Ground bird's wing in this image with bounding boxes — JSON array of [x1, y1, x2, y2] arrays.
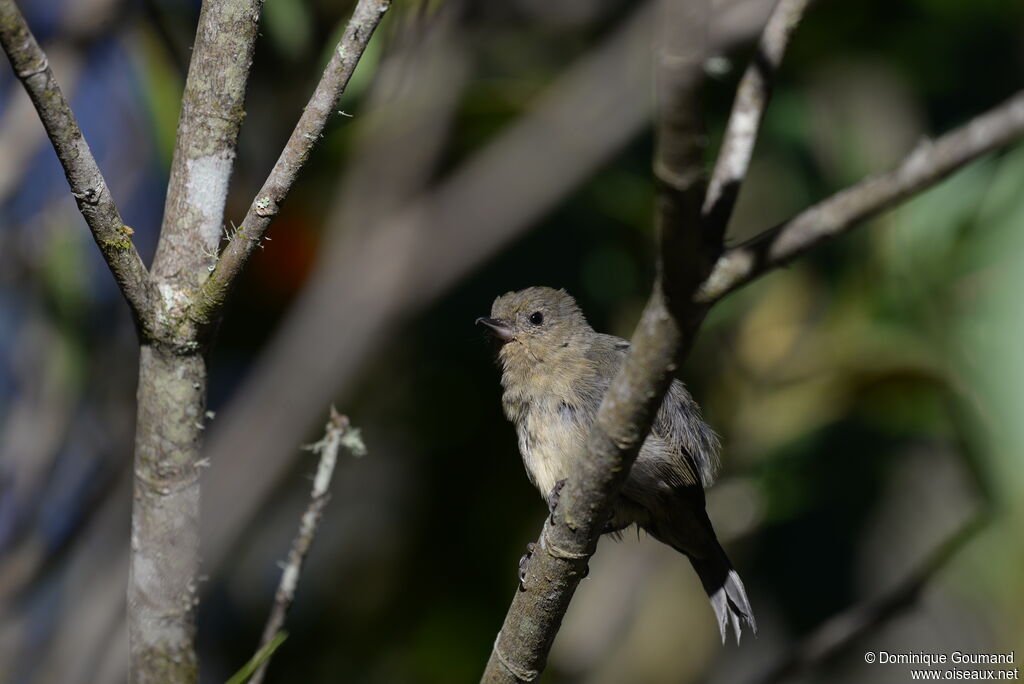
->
[[588, 334, 721, 488], [654, 378, 721, 487]]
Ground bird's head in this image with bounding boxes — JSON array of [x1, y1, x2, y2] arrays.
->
[[476, 287, 593, 382]]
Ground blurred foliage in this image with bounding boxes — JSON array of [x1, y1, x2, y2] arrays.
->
[[2, 0, 1024, 683]]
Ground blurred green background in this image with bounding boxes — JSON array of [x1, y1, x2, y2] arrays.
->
[[1, 0, 1023, 682]]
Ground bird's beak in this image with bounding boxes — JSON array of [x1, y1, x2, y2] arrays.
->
[[476, 317, 514, 343]]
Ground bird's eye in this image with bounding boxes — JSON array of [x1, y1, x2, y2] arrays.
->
[[529, 311, 544, 325]]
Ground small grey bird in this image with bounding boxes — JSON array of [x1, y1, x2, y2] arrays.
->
[[477, 286, 755, 643]]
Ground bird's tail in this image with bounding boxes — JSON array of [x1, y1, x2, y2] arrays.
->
[[688, 545, 757, 645]]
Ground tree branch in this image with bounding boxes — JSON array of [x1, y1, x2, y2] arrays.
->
[[653, 0, 712, 323], [754, 513, 989, 684], [148, 0, 262, 322], [249, 409, 366, 684], [703, 0, 811, 241], [190, 0, 391, 332], [698, 89, 1024, 304], [0, 0, 153, 329], [482, 0, 811, 680]]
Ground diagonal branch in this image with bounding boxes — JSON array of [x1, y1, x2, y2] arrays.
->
[[190, 0, 391, 331], [703, 0, 812, 241], [0, 0, 153, 329], [697, 89, 1024, 304], [249, 408, 366, 684]]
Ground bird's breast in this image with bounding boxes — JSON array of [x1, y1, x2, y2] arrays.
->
[[506, 394, 588, 498]]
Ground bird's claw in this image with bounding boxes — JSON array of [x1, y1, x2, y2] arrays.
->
[[547, 478, 566, 515], [518, 542, 536, 590]]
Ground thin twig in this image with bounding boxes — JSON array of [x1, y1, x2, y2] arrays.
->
[[0, 0, 152, 329], [191, 0, 391, 331], [753, 513, 989, 684], [697, 89, 1024, 304], [249, 408, 366, 684], [703, 0, 812, 241]]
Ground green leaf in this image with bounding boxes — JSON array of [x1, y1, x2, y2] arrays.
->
[[224, 631, 289, 684]]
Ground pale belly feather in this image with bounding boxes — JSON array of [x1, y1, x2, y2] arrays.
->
[[515, 398, 585, 498]]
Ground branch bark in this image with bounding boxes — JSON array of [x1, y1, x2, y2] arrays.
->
[[482, 0, 810, 680], [149, 0, 261, 304], [190, 0, 391, 331], [0, 0, 152, 329], [482, 0, 716, 678], [249, 409, 366, 684]]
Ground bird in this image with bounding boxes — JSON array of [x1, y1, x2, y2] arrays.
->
[[477, 286, 755, 644]]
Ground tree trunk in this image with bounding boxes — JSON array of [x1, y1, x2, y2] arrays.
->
[[128, 346, 208, 683]]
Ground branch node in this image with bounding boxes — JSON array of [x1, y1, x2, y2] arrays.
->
[[71, 187, 101, 206], [540, 523, 589, 561]]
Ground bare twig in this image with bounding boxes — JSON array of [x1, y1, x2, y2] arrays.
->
[[754, 514, 989, 684], [0, 0, 152, 328], [191, 0, 391, 331], [249, 408, 366, 684], [703, 0, 812, 241], [697, 89, 1024, 304]]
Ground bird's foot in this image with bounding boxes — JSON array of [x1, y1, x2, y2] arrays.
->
[[547, 478, 566, 516], [518, 542, 536, 591]]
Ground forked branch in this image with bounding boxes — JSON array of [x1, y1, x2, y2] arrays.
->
[[698, 89, 1024, 303], [191, 0, 391, 329]]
